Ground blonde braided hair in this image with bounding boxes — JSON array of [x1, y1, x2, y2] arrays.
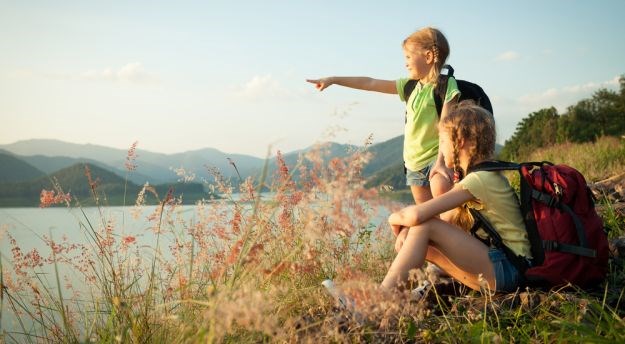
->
[[440, 101, 496, 231], [403, 27, 449, 82]]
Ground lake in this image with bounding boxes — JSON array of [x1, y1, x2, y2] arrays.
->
[[0, 200, 391, 337]]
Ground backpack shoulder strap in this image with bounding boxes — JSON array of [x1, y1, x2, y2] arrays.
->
[[468, 160, 521, 173], [468, 160, 544, 265], [433, 65, 454, 117], [403, 79, 418, 102], [469, 208, 530, 275]]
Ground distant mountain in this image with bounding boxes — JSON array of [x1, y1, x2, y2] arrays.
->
[[0, 139, 362, 186], [15, 154, 159, 185], [0, 162, 211, 207], [0, 163, 130, 207], [277, 142, 359, 171], [0, 139, 133, 163], [362, 135, 403, 177], [0, 152, 46, 182], [363, 141, 506, 191], [0, 139, 265, 184], [0, 138, 505, 196]]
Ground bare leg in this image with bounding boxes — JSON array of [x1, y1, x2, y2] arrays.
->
[[410, 185, 433, 205], [425, 246, 491, 291], [381, 218, 495, 291]]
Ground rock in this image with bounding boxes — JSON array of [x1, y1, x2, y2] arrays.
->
[[610, 236, 625, 258]]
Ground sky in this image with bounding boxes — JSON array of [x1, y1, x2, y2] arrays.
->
[[1, 1, 624, 158]]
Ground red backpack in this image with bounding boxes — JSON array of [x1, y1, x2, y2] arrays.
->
[[467, 161, 609, 289]]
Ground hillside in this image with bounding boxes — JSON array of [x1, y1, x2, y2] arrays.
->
[[0, 139, 266, 184], [0, 163, 210, 207], [0, 152, 45, 182], [362, 142, 508, 193], [362, 135, 403, 177], [0, 140, 376, 206], [0, 140, 364, 186], [17, 154, 159, 185]]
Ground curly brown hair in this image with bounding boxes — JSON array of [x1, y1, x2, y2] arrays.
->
[[439, 101, 496, 231]]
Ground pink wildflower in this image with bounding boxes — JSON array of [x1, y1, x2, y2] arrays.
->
[[125, 141, 139, 171], [276, 150, 289, 181], [122, 236, 136, 245], [39, 189, 71, 208], [84, 165, 99, 190]]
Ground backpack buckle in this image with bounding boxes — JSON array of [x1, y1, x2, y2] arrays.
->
[[543, 240, 559, 251], [548, 196, 558, 208], [553, 183, 563, 197]]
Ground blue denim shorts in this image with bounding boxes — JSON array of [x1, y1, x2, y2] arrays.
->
[[488, 248, 522, 292], [405, 162, 433, 187]]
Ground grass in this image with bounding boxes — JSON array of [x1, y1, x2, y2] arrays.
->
[[522, 136, 625, 182], [0, 140, 624, 343]]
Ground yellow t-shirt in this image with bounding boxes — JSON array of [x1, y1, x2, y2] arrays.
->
[[396, 78, 460, 171], [458, 171, 532, 258]]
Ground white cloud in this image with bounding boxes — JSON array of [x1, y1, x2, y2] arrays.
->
[[518, 76, 620, 110], [235, 74, 291, 101], [10, 63, 158, 84], [80, 63, 157, 83], [494, 51, 520, 62]]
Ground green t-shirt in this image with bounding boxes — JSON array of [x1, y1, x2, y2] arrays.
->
[[458, 171, 532, 258], [396, 78, 460, 171]]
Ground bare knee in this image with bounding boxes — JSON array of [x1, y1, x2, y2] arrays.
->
[[410, 185, 433, 204]]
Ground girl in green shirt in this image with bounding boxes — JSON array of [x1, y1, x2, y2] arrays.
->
[[307, 27, 459, 210]]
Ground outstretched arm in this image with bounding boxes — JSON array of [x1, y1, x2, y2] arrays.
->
[[306, 77, 397, 94], [388, 184, 474, 236]]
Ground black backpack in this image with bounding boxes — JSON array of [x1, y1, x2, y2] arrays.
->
[[402, 64, 493, 116]]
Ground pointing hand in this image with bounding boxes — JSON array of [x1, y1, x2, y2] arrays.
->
[[306, 78, 332, 91]]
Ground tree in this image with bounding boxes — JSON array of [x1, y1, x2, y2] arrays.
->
[[500, 107, 559, 160], [501, 74, 625, 160]]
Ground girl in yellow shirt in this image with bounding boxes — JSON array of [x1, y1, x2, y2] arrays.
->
[[385, 101, 531, 292]]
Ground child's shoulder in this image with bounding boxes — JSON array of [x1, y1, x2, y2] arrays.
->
[[463, 170, 508, 187]]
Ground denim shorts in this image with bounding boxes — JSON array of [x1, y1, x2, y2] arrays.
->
[[405, 162, 433, 187], [488, 248, 522, 292]]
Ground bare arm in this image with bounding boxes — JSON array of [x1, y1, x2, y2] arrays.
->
[[438, 94, 459, 123], [429, 95, 460, 183], [306, 77, 397, 94], [388, 184, 474, 236]]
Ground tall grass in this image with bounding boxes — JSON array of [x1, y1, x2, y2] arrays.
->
[[520, 136, 625, 182], [1, 140, 624, 343]]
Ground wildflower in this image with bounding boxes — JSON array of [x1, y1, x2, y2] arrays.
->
[[172, 166, 196, 183], [363, 133, 374, 148], [231, 208, 242, 234], [84, 165, 99, 190], [39, 189, 71, 208], [122, 236, 136, 245], [276, 150, 289, 181], [125, 141, 139, 171], [226, 239, 244, 265], [227, 157, 242, 181]]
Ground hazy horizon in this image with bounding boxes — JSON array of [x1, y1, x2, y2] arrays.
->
[[2, 1, 624, 157]]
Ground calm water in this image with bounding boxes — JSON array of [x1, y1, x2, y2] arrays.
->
[[0, 202, 391, 337], [1, 205, 199, 258], [0, 205, 206, 336]]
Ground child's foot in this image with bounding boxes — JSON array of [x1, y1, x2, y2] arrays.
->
[[426, 262, 450, 279], [321, 279, 364, 324], [411, 280, 432, 301]]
